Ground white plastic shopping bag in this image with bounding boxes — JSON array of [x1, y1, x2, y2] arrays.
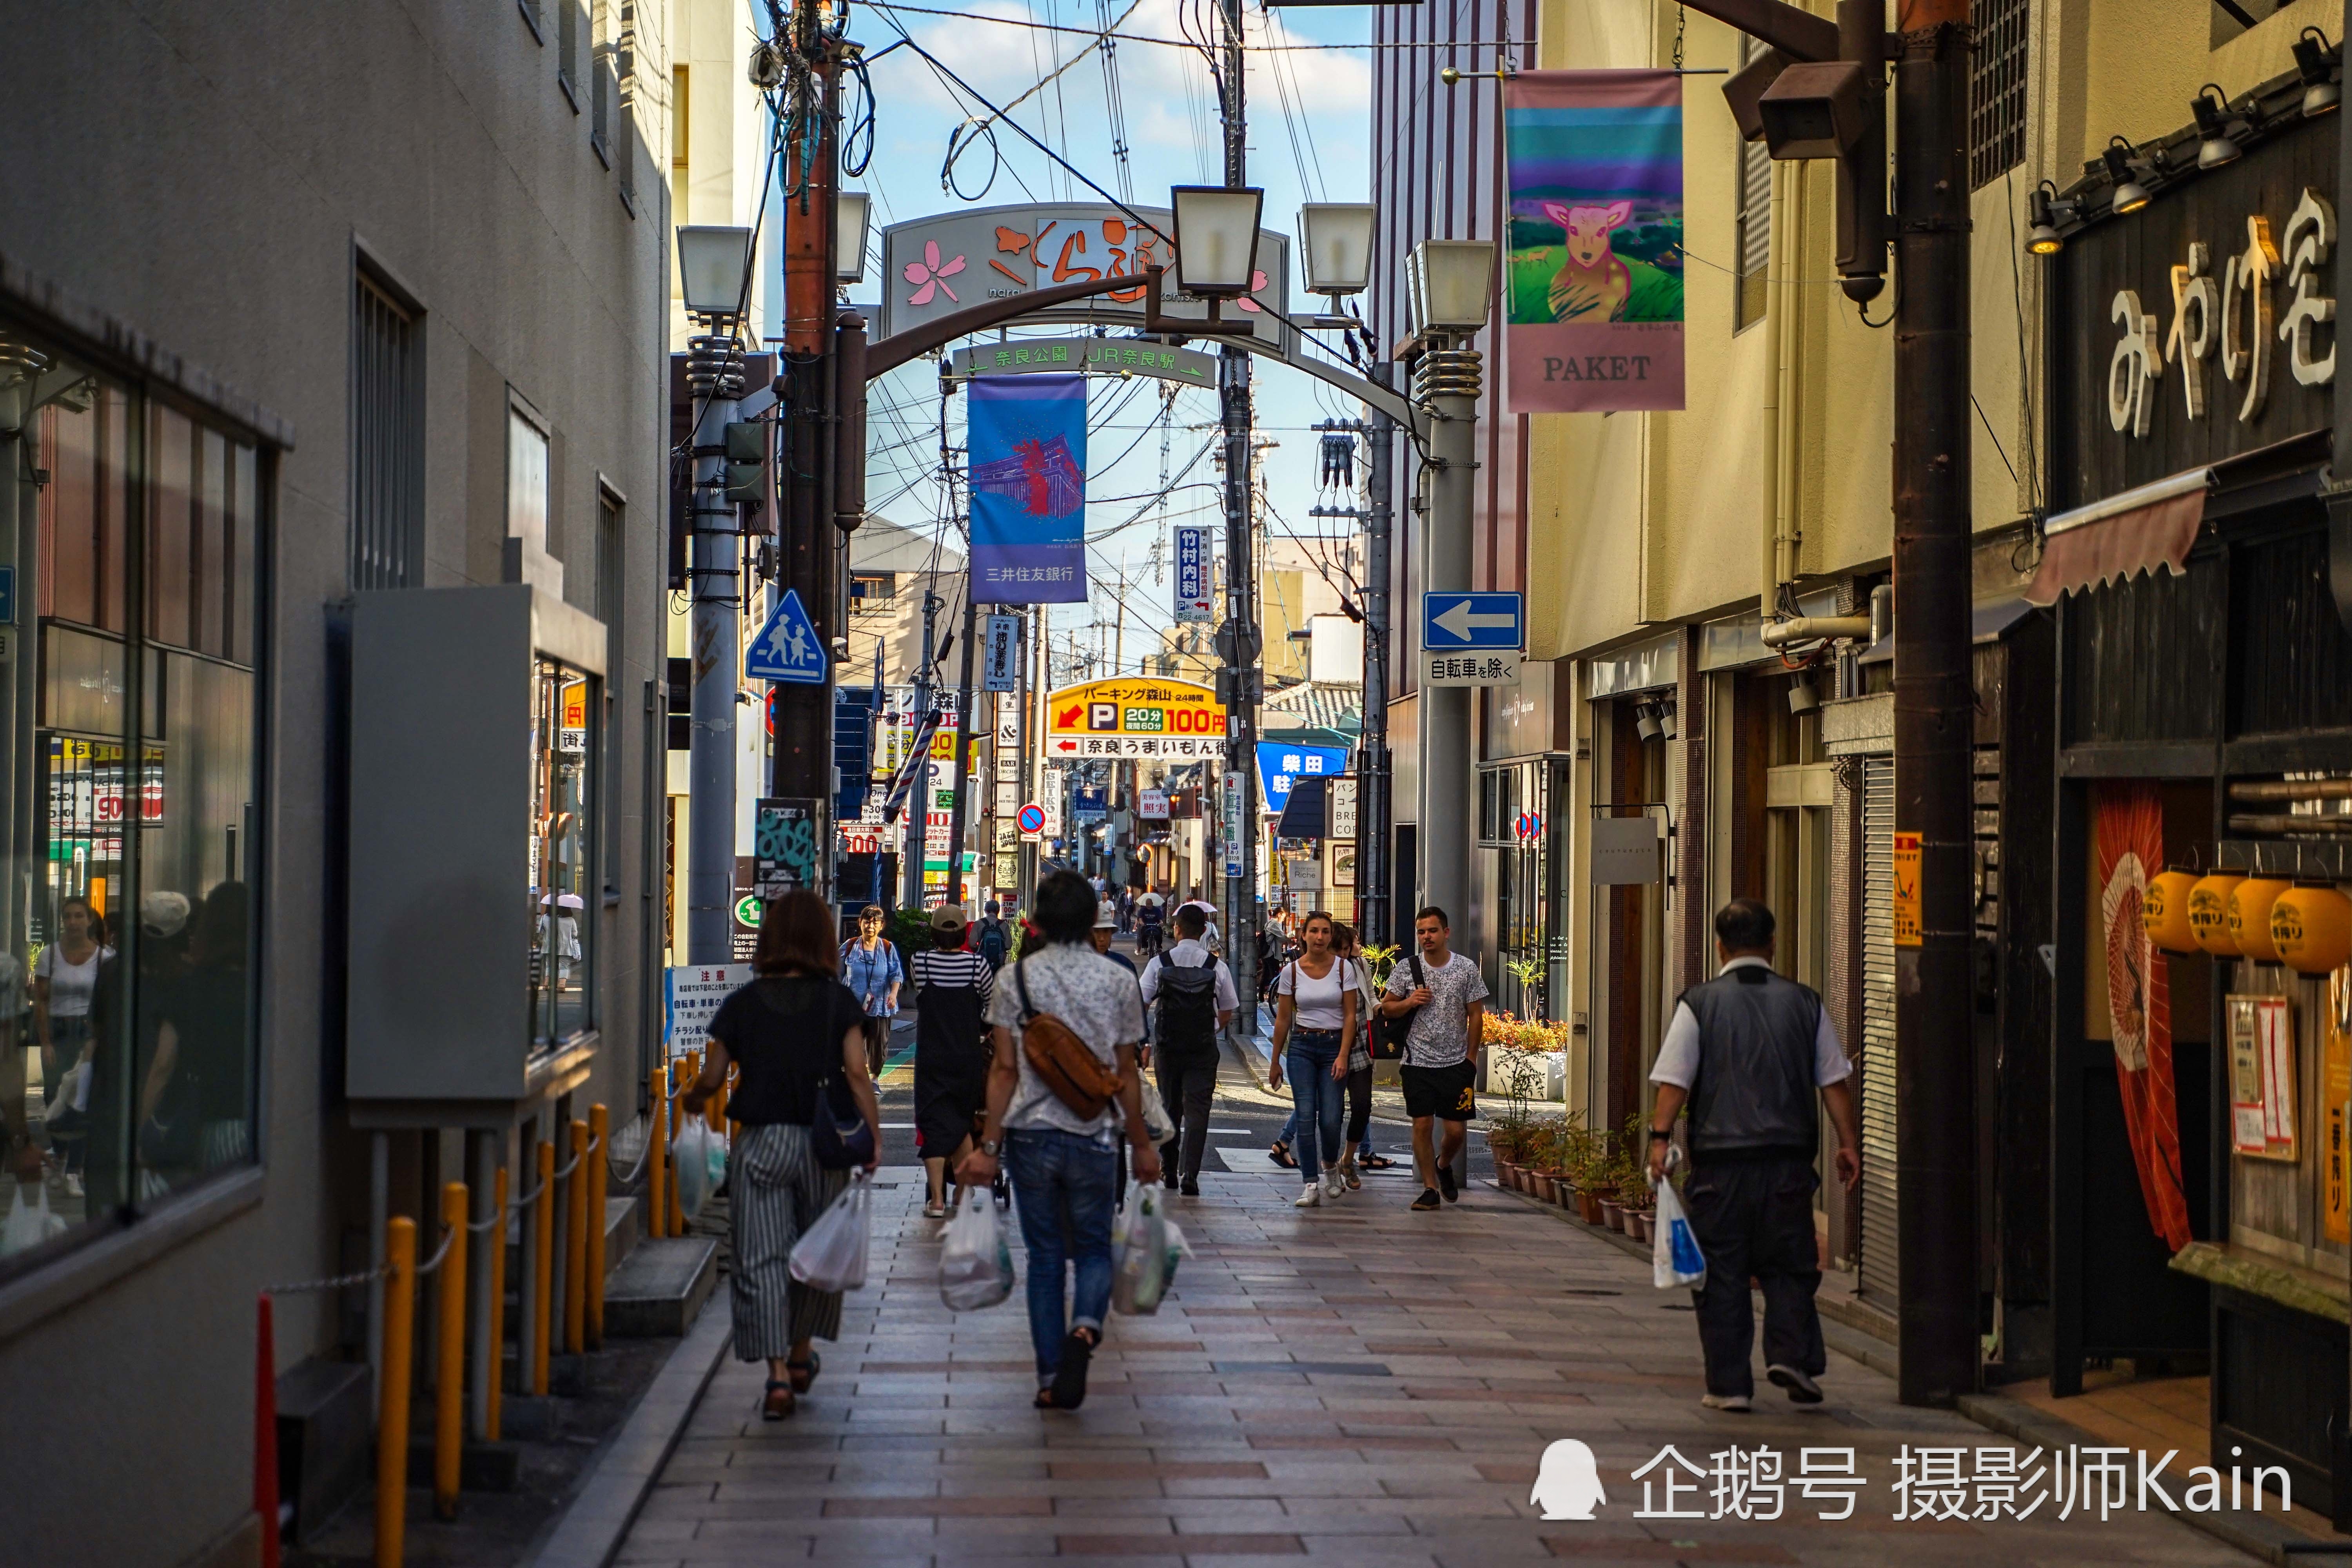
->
[[789, 1171, 873, 1292], [1651, 1171, 1707, 1290], [671, 1119, 725, 1221], [1, 1185, 67, 1257], [1137, 1076, 1174, 1146], [938, 1185, 1015, 1311], [1111, 1182, 1169, 1316]]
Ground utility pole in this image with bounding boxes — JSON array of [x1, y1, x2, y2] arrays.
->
[[1022, 608, 1040, 912], [944, 582, 981, 908], [902, 588, 941, 910], [1359, 367, 1395, 947], [1887, 0, 1978, 1410], [1215, 0, 1259, 1033], [685, 330, 746, 963], [771, 0, 849, 898]]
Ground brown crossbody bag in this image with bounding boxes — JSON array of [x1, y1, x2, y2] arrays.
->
[[1012, 958, 1127, 1119]]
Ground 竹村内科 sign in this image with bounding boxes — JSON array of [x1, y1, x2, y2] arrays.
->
[[1045, 677, 1227, 759]]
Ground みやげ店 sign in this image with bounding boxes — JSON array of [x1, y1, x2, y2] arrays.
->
[[2062, 112, 2337, 503]]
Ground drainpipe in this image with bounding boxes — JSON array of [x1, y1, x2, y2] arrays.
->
[[1759, 158, 1787, 619]]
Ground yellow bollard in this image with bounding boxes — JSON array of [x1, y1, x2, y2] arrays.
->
[[434, 1181, 468, 1521], [705, 1056, 725, 1131], [647, 1067, 668, 1240], [586, 1104, 609, 1350], [532, 1139, 554, 1397], [486, 1165, 507, 1442], [376, 1215, 416, 1568], [564, 1119, 589, 1355]]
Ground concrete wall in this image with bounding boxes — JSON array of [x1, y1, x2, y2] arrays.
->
[[0, 3, 671, 1560]]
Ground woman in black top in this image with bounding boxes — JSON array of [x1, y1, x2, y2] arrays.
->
[[684, 891, 881, 1420]]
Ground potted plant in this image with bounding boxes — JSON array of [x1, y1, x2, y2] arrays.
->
[[1571, 1126, 1614, 1224]]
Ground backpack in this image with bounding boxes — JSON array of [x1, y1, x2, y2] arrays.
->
[[977, 918, 1010, 969], [1154, 950, 1221, 1052], [1370, 953, 1426, 1061], [1011, 957, 1127, 1119]]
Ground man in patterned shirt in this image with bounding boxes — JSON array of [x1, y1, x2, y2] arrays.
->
[[1379, 906, 1488, 1211]]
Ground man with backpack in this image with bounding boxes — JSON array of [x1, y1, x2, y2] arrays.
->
[[1137, 903, 1236, 1196], [975, 901, 1013, 973]]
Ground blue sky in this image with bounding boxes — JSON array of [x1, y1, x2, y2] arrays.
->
[[842, 0, 1376, 680]]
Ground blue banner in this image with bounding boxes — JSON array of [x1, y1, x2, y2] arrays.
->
[[1256, 743, 1349, 816], [968, 374, 1087, 604]]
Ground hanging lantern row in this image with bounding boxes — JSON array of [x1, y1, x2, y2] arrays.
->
[[2143, 867, 2352, 974]]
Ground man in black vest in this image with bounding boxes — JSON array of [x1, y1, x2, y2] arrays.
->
[[1645, 897, 1862, 1412]]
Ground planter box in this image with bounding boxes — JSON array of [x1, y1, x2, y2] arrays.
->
[[1578, 1187, 1613, 1225], [1601, 1200, 1625, 1232], [1532, 1173, 1557, 1203], [1628, 1210, 1652, 1243]]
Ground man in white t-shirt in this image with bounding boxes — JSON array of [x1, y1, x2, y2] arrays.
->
[[1138, 903, 1238, 1195], [1378, 905, 1488, 1212], [1644, 897, 1861, 1413]]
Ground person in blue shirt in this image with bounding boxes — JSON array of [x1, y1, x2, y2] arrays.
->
[[839, 904, 903, 1075]]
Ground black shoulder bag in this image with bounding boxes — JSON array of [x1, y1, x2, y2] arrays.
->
[[1370, 953, 1426, 1061], [805, 985, 877, 1170]]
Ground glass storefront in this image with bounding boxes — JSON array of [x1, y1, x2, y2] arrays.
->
[[530, 655, 596, 1048], [0, 322, 265, 1274]]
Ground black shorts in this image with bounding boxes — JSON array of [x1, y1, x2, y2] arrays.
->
[[1401, 1060, 1477, 1122]]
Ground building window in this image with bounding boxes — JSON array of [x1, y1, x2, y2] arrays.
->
[[597, 488, 624, 897], [1733, 41, 1771, 330], [558, 0, 581, 109], [0, 315, 268, 1278], [1970, 0, 2029, 189], [672, 64, 689, 179], [508, 401, 549, 555], [350, 271, 422, 591], [851, 572, 896, 608], [590, 2, 614, 167]]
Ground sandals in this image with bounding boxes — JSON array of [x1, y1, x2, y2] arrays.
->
[[1268, 1141, 1298, 1171], [922, 1201, 949, 1219], [1341, 1165, 1363, 1192], [1360, 1154, 1398, 1170], [1047, 1328, 1097, 1411], [787, 1351, 822, 1395], [762, 1380, 797, 1421]]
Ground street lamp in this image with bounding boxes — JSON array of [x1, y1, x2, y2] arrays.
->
[[1406, 239, 1497, 338], [835, 192, 871, 284], [675, 222, 755, 965], [1169, 185, 1265, 296], [677, 225, 757, 319], [1298, 202, 1378, 304]]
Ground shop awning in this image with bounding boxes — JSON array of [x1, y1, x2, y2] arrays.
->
[[2023, 468, 2209, 606]]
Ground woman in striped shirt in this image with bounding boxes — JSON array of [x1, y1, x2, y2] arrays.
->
[[912, 904, 996, 1218]]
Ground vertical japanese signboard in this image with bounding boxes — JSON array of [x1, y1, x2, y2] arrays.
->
[[984, 613, 1020, 691], [1891, 831, 1921, 948], [1174, 524, 1213, 622]]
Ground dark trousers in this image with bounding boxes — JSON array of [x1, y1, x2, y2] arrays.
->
[[1681, 1154, 1825, 1399], [1343, 1063, 1372, 1147], [1156, 1048, 1218, 1182]]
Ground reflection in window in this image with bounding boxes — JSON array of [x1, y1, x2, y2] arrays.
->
[[530, 656, 596, 1047], [0, 321, 264, 1277]]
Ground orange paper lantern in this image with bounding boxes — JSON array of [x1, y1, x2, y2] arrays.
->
[[2188, 873, 2245, 955], [2272, 884, 2352, 975], [2228, 878, 2295, 964], [2143, 869, 2201, 955]]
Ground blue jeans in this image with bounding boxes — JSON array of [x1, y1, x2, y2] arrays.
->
[[1284, 1029, 1346, 1183], [1004, 1126, 1119, 1385]]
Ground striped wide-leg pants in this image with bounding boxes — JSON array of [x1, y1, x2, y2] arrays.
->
[[728, 1122, 849, 1361]]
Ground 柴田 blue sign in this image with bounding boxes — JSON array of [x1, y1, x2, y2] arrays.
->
[[1256, 743, 1348, 815]]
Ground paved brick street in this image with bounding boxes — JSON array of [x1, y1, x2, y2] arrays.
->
[[615, 1165, 2243, 1567]]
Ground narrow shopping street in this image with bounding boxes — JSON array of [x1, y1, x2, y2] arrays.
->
[[615, 1160, 2232, 1567]]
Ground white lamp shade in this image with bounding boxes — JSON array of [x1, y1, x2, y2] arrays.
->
[[677, 225, 756, 316], [1410, 239, 1497, 333], [1298, 203, 1377, 296], [835, 192, 871, 284], [1170, 185, 1266, 296]]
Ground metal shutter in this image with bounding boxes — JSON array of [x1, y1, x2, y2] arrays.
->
[[1858, 757, 1899, 1307], [1739, 140, 1772, 278]]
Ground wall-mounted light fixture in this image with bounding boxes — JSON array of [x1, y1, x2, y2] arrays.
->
[[2192, 85, 2243, 169], [2295, 28, 2341, 116], [1634, 702, 1664, 742], [2102, 138, 2153, 216]]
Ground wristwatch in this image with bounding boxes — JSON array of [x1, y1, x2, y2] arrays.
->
[[979, 1138, 1002, 1158], [1648, 1128, 1673, 1141]]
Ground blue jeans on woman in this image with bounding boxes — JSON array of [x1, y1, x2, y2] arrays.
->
[[1285, 1028, 1346, 1183], [1004, 1125, 1119, 1386]]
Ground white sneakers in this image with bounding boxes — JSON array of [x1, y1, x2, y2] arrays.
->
[[1700, 1393, 1752, 1412], [1295, 1182, 1321, 1208], [1296, 1171, 1347, 1207], [1321, 1169, 1345, 1200]]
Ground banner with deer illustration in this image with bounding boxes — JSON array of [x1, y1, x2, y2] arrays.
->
[[1504, 71, 1685, 413], [967, 374, 1088, 604]]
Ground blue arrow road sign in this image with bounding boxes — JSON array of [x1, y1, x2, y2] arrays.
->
[[1422, 590, 1523, 650], [746, 588, 829, 684]]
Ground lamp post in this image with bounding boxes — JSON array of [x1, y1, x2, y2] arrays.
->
[[677, 224, 755, 965], [1171, 183, 1267, 1032], [1405, 237, 1496, 949]]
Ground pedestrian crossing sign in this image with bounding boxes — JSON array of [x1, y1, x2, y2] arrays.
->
[[746, 588, 828, 684]]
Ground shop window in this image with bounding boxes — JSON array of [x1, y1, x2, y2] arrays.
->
[[531, 655, 597, 1046], [2, 318, 267, 1278]]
